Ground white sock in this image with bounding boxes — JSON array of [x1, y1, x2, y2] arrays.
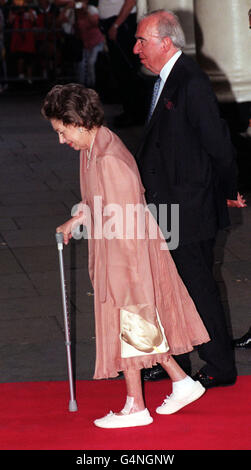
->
[[121, 396, 134, 414], [172, 375, 195, 394]]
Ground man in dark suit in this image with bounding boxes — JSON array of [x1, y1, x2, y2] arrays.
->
[[133, 10, 245, 388]]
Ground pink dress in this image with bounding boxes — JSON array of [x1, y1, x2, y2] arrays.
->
[[79, 126, 210, 379]]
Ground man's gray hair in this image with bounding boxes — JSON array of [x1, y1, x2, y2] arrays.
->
[[144, 9, 186, 49]]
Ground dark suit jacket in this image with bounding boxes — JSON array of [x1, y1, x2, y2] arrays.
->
[[135, 53, 238, 246]]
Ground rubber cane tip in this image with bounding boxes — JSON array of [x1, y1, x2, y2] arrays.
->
[[69, 400, 78, 412]]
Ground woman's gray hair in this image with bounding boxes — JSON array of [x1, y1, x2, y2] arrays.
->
[[144, 9, 186, 49]]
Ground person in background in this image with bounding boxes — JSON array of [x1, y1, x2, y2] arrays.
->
[[35, 0, 60, 80], [98, 0, 146, 127], [75, 0, 104, 88], [57, 0, 83, 75], [8, 0, 37, 84], [133, 10, 246, 388]]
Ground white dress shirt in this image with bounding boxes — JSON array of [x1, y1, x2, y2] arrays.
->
[[154, 50, 182, 108]]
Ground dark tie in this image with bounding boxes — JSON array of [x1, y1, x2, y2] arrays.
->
[[147, 76, 161, 123]]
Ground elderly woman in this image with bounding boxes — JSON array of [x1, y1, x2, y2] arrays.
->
[[41, 83, 210, 429]]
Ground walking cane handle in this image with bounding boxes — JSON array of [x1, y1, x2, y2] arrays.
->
[[55, 232, 64, 244]]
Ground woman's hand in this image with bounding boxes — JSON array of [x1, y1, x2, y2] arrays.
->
[[56, 218, 74, 245], [56, 211, 84, 245], [227, 192, 247, 208]]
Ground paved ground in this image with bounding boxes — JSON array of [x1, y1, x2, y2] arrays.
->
[[0, 86, 250, 384]]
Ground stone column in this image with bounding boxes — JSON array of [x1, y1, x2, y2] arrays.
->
[[194, 0, 251, 103], [136, 0, 148, 20]]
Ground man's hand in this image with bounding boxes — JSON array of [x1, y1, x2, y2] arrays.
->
[[227, 192, 247, 208]]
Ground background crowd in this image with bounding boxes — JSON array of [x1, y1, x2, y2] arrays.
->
[[0, 0, 148, 126], [0, 0, 107, 91]]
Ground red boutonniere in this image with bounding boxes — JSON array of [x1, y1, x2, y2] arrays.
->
[[164, 98, 175, 110]]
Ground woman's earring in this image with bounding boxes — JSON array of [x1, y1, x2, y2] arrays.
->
[[78, 127, 84, 133]]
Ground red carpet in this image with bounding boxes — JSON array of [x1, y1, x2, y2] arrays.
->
[[0, 376, 250, 450]]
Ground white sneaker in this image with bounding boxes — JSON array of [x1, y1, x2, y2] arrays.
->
[[94, 408, 153, 429], [156, 381, 205, 415]]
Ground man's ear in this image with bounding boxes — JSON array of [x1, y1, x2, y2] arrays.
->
[[162, 36, 172, 52]]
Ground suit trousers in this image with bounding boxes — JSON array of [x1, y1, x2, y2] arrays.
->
[[170, 238, 237, 380]]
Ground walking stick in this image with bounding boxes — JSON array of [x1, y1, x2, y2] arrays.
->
[[55, 232, 78, 412]]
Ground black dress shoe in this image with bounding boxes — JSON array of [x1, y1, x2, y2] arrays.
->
[[233, 327, 251, 348], [142, 365, 169, 382], [193, 371, 236, 389]]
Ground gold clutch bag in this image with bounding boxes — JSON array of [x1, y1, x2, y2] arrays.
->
[[120, 306, 169, 358]]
